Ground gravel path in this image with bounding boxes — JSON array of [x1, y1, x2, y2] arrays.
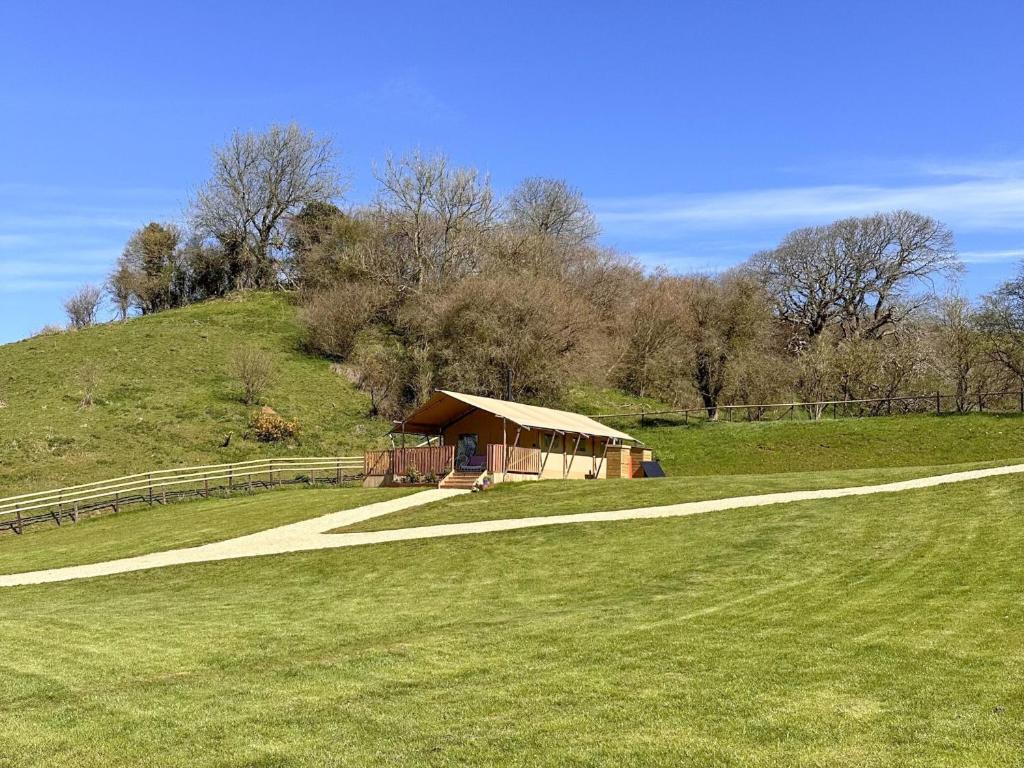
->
[[3, 463, 1023, 588]]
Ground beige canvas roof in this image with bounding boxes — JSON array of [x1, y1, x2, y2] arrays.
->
[[398, 390, 636, 442]]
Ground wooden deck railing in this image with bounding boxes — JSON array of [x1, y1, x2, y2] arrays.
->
[[487, 444, 542, 475], [365, 446, 455, 478], [0, 456, 363, 535]]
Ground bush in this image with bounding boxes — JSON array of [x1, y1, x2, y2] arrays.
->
[[349, 326, 409, 419], [64, 284, 103, 329], [248, 407, 299, 443], [230, 346, 275, 405], [300, 282, 392, 359], [77, 363, 101, 408]]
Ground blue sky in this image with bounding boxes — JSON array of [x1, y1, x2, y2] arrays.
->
[[2, 0, 1024, 343]]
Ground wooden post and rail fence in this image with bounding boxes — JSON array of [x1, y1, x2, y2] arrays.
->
[[593, 389, 1024, 427], [0, 456, 363, 536]]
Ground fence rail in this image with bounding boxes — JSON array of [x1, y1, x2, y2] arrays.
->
[[365, 446, 455, 478], [487, 444, 542, 475], [0, 456, 363, 535], [593, 390, 1024, 426]]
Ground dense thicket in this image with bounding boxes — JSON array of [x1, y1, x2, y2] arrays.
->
[[87, 124, 1024, 418]]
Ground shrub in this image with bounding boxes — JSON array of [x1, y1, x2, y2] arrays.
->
[[248, 407, 299, 443], [77, 363, 101, 408], [300, 282, 392, 359], [230, 346, 275, 405], [350, 326, 409, 419], [64, 284, 103, 329]]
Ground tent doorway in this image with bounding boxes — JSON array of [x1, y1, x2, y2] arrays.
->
[[456, 433, 479, 468]]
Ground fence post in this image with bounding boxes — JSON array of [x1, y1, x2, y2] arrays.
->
[[114, 492, 119, 514], [203, 474, 209, 498], [14, 503, 23, 535], [228, 465, 233, 494], [336, 459, 342, 484], [935, 391, 941, 415], [1019, 388, 1023, 413], [979, 393, 984, 413], [148, 473, 154, 505]]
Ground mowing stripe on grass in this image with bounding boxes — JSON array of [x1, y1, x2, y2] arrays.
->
[[4, 463, 1024, 587]]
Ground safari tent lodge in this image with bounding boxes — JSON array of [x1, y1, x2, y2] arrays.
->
[[364, 390, 651, 490]]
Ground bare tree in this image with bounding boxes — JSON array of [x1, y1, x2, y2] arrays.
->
[[778, 328, 836, 416], [107, 263, 133, 320], [614, 271, 773, 414], [424, 274, 592, 403], [978, 271, 1024, 389], [615, 274, 685, 399], [932, 296, 984, 412], [751, 211, 960, 340], [679, 272, 773, 418], [230, 346, 276, 405], [190, 123, 343, 288], [372, 150, 495, 290], [505, 177, 599, 246], [64, 285, 103, 329]]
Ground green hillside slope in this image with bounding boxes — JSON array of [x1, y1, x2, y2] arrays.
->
[[0, 293, 388, 496]]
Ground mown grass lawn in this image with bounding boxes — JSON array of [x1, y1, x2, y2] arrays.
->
[[0, 485, 415, 575], [2, 475, 1023, 766], [337, 459, 1017, 533]]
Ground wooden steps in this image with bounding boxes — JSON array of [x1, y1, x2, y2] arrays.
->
[[439, 470, 484, 490]]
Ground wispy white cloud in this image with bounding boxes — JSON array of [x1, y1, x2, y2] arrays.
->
[[0, 182, 181, 199], [960, 248, 1024, 264], [0, 253, 116, 278], [0, 212, 153, 231], [595, 177, 1024, 237], [0, 277, 85, 294], [630, 251, 733, 273], [0, 185, 178, 311], [916, 158, 1024, 180]]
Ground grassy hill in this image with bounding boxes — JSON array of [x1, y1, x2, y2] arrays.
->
[[3, 472, 1024, 765], [0, 293, 389, 496]]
